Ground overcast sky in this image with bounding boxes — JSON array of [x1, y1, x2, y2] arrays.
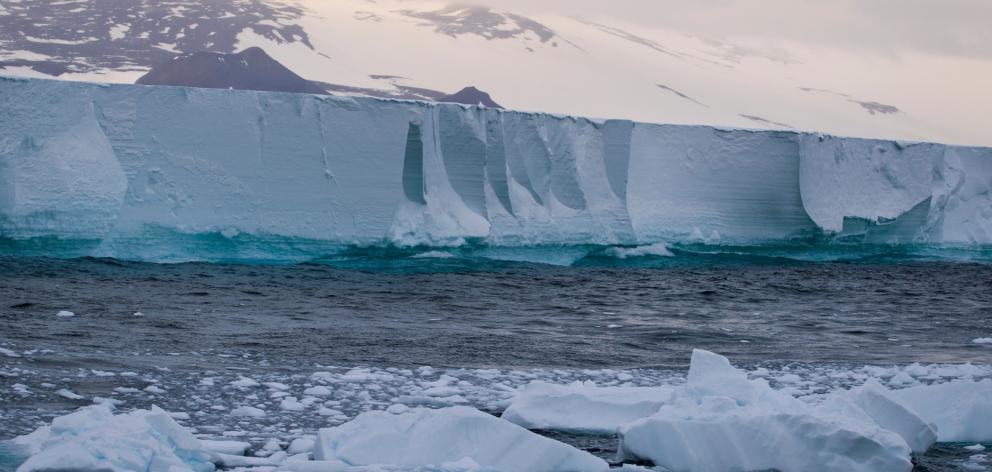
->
[[453, 0, 992, 60]]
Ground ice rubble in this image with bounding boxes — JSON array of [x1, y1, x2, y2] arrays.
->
[[11, 405, 608, 472], [503, 350, 991, 471], [616, 350, 927, 472], [7, 350, 992, 472], [1, 76, 991, 258]]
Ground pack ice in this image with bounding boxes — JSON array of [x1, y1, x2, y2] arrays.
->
[[8, 351, 991, 472], [504, 350, 991, 472], [1, 76, 991, 257]]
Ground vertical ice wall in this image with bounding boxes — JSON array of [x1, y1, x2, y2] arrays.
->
[[0, 82, 127, 238], [936, 146, 992, 242], [1, 76, 990, 255], [798, 135, 992, 244], [627, 126, 817, 242]]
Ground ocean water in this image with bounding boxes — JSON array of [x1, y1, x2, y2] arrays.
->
[[1, 246, 991, 470]]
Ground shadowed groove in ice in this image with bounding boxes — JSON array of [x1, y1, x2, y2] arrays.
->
[[546, 118, 588, 211], [503, 114, 550, 207], [437, 106, 487, 217], [602, 119, 633, 201], [402, 122, 426, 204], [485, 110, 512, 214]]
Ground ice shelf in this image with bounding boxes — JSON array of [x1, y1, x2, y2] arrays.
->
[[2, 76, 990, 259]]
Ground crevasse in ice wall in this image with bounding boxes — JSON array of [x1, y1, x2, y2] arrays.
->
[[1, 76, 991, 253]]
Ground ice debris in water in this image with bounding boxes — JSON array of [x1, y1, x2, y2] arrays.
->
[[411, 250, 457, 259], [7, 349, 992, 472], [55, 311, 74, 317], [230, 406, 266, 418], [0, 347, 21, 357], [974, 338, 992, 345], [601, 242, 674, 259], [55, 389, 85, 400]]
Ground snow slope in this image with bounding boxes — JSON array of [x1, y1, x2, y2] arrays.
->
[[1, 0, 989, 146], [1, 76, 990, 260]]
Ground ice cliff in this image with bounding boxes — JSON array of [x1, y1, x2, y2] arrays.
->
[[1, 76, 990, 258]]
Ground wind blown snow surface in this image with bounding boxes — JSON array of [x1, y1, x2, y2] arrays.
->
[[1, 76, 991, 263]]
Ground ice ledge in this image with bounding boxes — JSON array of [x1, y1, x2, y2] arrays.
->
[[1, 76, 990, 258]]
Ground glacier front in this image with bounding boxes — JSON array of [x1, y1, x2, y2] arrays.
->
[[1, 76, 990, 261]]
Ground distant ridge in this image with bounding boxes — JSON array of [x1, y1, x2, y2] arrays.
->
[[137, 47, 504, 108], [136, 47, 327, 95], [438, 86, 503, 108]]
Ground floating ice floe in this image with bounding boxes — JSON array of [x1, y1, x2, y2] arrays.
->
[[0, 347, 21, 357], [55, 311, 74, 317], [617, 350, 931, 472], [230, 405, 266, 418], [892, 379, 992, 442], [55, 388, 85, 400], [828, 379, 937, 453], [314, 405, 609, 472], [502, 381, 673, 434], [11, 404, 214, 472], [230, 376, 260, 388]]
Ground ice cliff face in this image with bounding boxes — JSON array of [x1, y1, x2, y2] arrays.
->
[[1, 76, 990, 257]]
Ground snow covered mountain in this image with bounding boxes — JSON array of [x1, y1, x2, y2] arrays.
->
[[136, 47, 328, 94], [1, 0, 989, 146], [133, 46, 505, 107]]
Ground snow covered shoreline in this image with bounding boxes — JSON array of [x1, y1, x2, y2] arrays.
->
[[2, 76, 991, 261], [4, 350, 991, 472]]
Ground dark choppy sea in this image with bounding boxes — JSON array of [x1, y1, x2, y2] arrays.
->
[[1, 245, 991, 470]]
